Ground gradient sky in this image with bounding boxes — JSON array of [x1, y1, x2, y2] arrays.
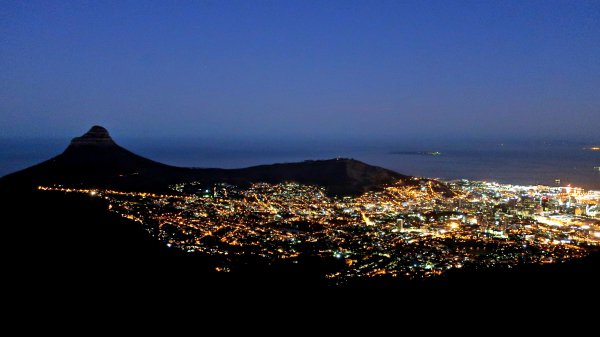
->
[[1, 0, 599, 141]]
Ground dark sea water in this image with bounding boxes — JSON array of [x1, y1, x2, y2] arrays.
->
[[1, 138, 599, 190]]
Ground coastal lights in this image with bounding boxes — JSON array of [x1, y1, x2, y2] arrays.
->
[[36, 180, 600, 283]]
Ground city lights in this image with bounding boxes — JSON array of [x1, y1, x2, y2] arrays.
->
[[38, 179, 600, 284]]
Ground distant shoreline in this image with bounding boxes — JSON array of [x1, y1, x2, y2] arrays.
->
[[390, 151, 441, 156]]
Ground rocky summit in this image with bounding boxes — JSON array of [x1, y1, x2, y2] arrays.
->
[[69, 125, 117, 147]]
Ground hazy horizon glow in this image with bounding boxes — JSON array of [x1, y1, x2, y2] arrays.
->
[[1, 0, 599, 140]]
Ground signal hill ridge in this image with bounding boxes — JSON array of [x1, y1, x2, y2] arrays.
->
[[1, 125, 444, 196]]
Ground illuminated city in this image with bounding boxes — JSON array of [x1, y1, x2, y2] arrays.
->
[[39, 178, 600, 284], [2, 0, 600, 298]]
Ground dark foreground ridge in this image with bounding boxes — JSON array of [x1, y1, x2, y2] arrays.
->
[[0, 125, 420, 196]]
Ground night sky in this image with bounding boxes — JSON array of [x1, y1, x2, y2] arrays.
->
[[1, 0, 599, 141]]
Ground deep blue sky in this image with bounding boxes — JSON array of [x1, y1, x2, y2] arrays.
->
[[1, 0, 599, 141]]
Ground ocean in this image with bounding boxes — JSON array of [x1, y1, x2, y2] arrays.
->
[[1, 138, 599, 190]]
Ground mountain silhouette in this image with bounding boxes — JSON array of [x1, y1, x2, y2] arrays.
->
[[0, 125, 422, 195], [51, 125, 169, 172], [2, 126, 596, 293], [0, 125, 178, 191]]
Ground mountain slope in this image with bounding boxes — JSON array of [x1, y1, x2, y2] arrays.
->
[[0, 126, 411, 195], [0, 126, 179, 191], [220, 159, 407, 195]]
